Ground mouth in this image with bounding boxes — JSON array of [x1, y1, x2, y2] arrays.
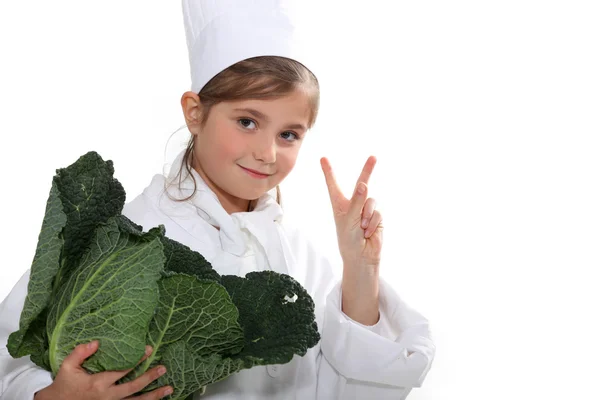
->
[[238, 165, 272, 178]]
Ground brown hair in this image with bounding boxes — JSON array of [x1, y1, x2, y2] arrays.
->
[[167, 56, 320, 212]]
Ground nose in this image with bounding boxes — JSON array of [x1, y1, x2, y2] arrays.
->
[[252, 135, 276, 164]]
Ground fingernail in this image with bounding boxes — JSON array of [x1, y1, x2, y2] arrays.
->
[[357, 184, 365, 195], [158, 366, 167, 375], [361, 218, 368, 228], [87, 341, 97, 349], [145, 345, 153, 356], [164, 387, 173, 395]]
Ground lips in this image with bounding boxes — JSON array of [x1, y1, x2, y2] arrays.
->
[[239, 165, 271, 177]]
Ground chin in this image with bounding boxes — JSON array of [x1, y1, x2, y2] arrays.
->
[[227, 187, 263, 201]]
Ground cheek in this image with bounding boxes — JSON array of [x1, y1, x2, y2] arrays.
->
[[215, 137, 240, 160], [277, 148, 300, 174], [211, 126, 244, 161]]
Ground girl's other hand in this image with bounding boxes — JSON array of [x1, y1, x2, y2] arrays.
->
[[34, 341, 173, 400]]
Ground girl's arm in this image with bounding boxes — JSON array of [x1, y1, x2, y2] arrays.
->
[[315, 157, 435, 397], [318, 277, 435, 399], [287, 227, 434, 399]]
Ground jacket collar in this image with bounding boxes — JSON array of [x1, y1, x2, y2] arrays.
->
[[160, 149, 288, 275]]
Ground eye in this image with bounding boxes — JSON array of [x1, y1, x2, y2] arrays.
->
[[238, 118, 257, 130], [280, 131, 300, 142]]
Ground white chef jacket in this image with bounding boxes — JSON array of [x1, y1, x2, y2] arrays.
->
[[0, 152, 435, 399]]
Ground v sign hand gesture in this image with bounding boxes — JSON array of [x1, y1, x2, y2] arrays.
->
[[320, 156, 382, 326]]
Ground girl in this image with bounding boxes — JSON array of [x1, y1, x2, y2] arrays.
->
[[0, 1, 435, 399]]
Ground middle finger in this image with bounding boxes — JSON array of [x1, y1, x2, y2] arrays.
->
[[356, 156, 377, 188]]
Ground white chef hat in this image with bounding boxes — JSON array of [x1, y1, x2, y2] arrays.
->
[[181, 0, 316, 94]]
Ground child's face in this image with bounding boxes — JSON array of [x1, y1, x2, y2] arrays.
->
[[190, 87, 312, 213]]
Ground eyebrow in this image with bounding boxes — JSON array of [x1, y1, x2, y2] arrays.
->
[[233, 107, 307, 131]]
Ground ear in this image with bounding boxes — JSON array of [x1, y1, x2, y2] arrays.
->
[[181, 91, 204, 135]]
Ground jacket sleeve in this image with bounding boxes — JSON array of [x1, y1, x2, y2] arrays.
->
[[0, 270, 53, 400], [302, 240, 435, 399], [319, 279, 436, 399]]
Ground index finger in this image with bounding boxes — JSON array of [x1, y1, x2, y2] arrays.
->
[[355, 156, 377, 187], [320, 157, 346, 206]]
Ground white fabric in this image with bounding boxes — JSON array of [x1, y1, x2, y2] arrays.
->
[[182, 0, 316, 93], [0, 149, 435, 399]]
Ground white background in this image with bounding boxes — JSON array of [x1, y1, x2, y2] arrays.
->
[[1, 1, 599, 399]]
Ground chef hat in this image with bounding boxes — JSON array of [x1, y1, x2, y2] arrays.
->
[[182, 0, 316, 94]]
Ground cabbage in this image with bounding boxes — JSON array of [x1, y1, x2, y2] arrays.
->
[[7, 151, 320, 399]]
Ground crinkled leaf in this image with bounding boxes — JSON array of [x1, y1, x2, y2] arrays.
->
[[53, 151, 126, 288], [7, 182, 67, 359], [156, 341, 244, 400], [222, 271, 321, 368], [161, 236, 221, 282], [122, 274, 244, 391], [46, 216, 165, 375], [149, 275, 243, 357]]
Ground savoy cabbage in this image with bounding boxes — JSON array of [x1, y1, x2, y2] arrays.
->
[[7, 151, 320, 399]]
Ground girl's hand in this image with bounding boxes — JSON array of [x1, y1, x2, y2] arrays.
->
[[320, 156, 383, 269], [34, 341, 173, 400]]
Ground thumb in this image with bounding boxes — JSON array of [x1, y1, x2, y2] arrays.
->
[[348, 182, 368, 219], [62, 340, 99, 370]]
